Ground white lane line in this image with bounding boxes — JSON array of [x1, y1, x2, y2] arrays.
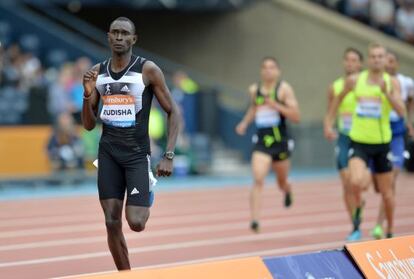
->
[[0, 208, 373, 251], [0, 195, 390, 238], [0, 189, 350, 223], [0, 218, 413, 269], [0, 205, 412, 252], [0, 199, 412, 239]]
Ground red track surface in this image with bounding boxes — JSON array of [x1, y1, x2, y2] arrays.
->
[[0, 174, 413, 278]]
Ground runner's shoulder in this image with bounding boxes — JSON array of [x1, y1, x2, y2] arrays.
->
[[90, 63, 100, 72], [279, 80, 293, 92]]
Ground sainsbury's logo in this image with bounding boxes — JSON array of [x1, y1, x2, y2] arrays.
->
[[103, 95, 134, 104]]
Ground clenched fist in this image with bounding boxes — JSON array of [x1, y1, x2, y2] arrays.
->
[[83, 70, 98, 97]]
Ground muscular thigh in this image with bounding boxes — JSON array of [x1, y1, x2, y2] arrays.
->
[[98, 143, 126, 201], [252, 151, 272, 183], [349, 157, 369, 185], [124, 155, 152, 207]]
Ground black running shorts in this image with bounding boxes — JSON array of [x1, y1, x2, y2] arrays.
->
[[349, 141, 392, 174], [97, 141, 155, 207], [253, 136, 293, 162]]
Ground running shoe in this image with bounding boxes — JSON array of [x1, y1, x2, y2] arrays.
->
[[371, 224, 384, 240], [386, 233, 393, 239], [352, 205, 363, 231], [346, 230, 362, 241], [284, 192, 293, 208], [250, 220, 260, 233]]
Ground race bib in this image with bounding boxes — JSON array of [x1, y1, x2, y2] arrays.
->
[[340, 112, 353, 131], [356, 97, 382, 119], [100, 95, 136, 127], [255, 107, 280, 128]]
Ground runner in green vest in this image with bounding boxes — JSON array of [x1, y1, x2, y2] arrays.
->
[[326, 43, 405, 241], [324, 48, 363, 236]]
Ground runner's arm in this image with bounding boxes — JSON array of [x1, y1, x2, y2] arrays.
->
[[241, 85, 257, 125], [144, 61, 180, 162], [266, 82, 300, 123], [323, 84, 337, 141], [406, 80, 414, 137], [385, 77, 405, 117], [235, 84, 257, 135], [82, 64, 100, 131], [325, 75, 356, 132]]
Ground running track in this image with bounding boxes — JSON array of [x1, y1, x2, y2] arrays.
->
[[0, 174, 413, 278]]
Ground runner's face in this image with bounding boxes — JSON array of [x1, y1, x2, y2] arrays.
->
[[368, 47, 386, 72], [261, 60, 280, 82], [385, 53, 398, 75], [343, 51, 362, 75], [108, 21, 136, 54]]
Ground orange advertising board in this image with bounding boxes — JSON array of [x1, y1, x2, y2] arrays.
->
[[0, 126, 52, 176], [81, 257, 272, 279], [346, 235, 414, 279]]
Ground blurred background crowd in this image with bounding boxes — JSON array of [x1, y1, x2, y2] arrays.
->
[[311, 0, 414, 44], [0, 40, 208, 178], [0, 0, 413, 184]]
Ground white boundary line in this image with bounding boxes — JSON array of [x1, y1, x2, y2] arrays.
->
[[0, 218, 413, 269], [0, 206, 412, 252]]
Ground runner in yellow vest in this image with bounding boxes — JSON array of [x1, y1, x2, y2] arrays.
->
[[323, 48, 363, 236], [326, 43, 405, 241]]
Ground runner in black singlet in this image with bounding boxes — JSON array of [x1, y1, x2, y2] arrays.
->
[[81, 17, 180, 270], [235, 57, 300, 233]]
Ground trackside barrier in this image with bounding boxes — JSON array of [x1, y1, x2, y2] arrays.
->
[[78, 236, 413, 278], [264, 250, 363, 278], [346, 235, 414, 279], [81, 257, 272, 279]]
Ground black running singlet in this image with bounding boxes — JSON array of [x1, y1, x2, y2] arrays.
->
[[95, 55, 153, 155], [254, 81, 288, 142]]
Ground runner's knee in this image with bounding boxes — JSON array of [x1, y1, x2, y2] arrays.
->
[[127, 212, 148, 232], [105, 217, 122, 233], [254, 179, 265, 188], [381, 187, 394, 201]]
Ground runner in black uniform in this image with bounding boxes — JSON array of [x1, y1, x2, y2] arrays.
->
[[82, 17, 180, 270], [252, 81, 291, 160], [236, 57, 300, 233]]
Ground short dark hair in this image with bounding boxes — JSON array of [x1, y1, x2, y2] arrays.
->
[[262, 56, 279, 67], [110, 17, 136, 34], [386, 50, 399, 61], [344, 47, 363, 62]]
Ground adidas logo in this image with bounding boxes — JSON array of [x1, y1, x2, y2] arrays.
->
[[131, 188, 140, 195], [121, 85, 130, 92]]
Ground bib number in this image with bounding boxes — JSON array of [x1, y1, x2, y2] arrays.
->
[[255, 107, 280, 128], [100, 95, 136, 127], [356, 97, 382, 119]]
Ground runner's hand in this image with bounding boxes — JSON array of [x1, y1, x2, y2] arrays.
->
[[324, 124, 337, 141], [156, 158, 173, 177], [343, 77, 355, 95], [235, 121, 248, 136], [379, 77, 388, 94], [83, 70, 98, 96]]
